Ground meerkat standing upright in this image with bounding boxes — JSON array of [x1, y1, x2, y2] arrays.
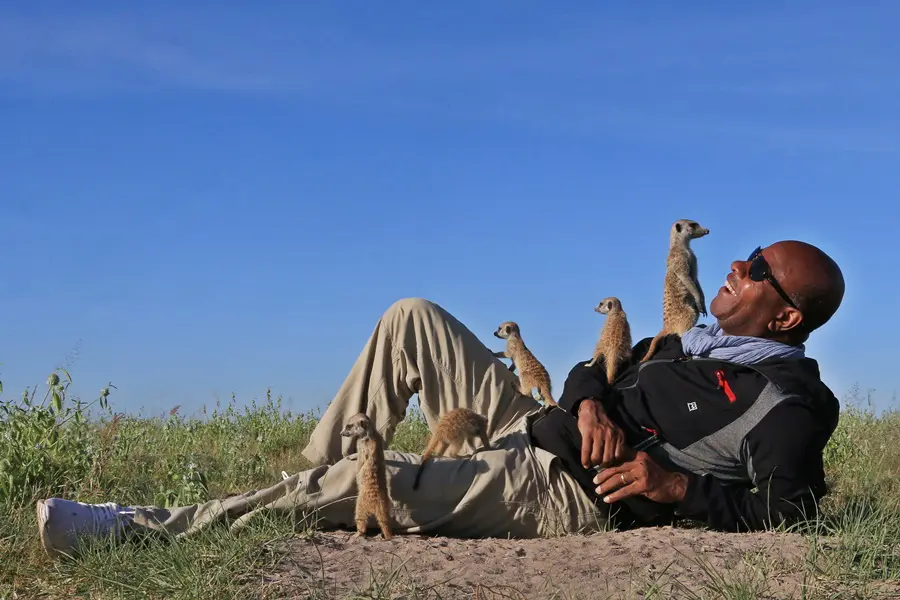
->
[[339, 413, 393, 540], [585, 296, 633, 385], [492, 321, 556, 406], [412, 408, 491, 490], [640, 219, 710, 363]]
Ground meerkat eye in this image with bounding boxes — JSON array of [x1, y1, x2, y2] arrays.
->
[[675, 223, 682, 233]]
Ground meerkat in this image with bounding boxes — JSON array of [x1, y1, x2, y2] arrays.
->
[[412, 408, 491, 490], [640, 219, 710, 363], [585, 296, 633, 385], [492, 321, 556, 406], [339, 413, 393, 540]]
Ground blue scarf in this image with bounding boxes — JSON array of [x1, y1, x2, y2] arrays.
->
[[679, 322, 805, 365]]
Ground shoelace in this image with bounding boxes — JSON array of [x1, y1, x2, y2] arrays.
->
[[92, 503, 116, 529], [91, 502, 126, 530]]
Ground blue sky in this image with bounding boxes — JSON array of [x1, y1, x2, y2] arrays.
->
[[1, 1, 897, 417]]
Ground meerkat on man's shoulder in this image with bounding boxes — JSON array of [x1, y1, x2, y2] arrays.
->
[[641, 219, 710, 363]]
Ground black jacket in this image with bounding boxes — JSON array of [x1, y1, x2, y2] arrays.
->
[[557, 329, 840, 532]]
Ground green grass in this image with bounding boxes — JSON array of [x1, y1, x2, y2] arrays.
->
[[1, 372, 899, 599]]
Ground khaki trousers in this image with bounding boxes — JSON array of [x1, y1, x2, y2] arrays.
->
[[129, 299, 607, 539]]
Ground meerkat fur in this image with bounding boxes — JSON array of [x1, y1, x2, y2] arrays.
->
[[492, 321, 556, 405], [585, 296, 633, 385], [412, 408, 490, 490], [339, 413, 393, 540], [641, 219, 710, 363]]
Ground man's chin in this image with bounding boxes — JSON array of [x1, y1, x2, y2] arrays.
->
[[709, 296, 732, 321]]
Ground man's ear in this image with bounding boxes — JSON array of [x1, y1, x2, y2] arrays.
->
[[768, 308, 804, 334]]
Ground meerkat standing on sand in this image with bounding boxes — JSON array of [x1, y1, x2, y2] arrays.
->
[[492, 321, 556, 406], [585, 297, 633, 385], [412, 408, 491, 490], [640, 219, 710, 363], [340, 413, 393, 540]]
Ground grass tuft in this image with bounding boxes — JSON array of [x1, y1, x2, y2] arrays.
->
[[2, 372, 899, 598]]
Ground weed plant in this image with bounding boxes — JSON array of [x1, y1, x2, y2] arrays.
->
[[1, 371, 898, 599]]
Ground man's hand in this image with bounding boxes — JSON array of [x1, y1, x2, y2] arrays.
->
[[592, 450, 688, 504], [577, 398, 628, 469]]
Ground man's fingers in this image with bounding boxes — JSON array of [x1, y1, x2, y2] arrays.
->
[[580, 434, 592, 468], [592, 463, 631, 492], [615, 436, 628, 461], [600, 434, 615, 466], [590, 436, 603, 468], [602, 480, 643, 504], [610, 432, 624, 464]]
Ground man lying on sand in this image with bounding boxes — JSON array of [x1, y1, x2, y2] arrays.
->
[[37, 240, 845, 558]]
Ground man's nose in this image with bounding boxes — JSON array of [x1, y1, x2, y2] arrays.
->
[[731, 260, 748, 277]]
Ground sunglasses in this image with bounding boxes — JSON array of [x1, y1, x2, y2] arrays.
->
[[747, 246, 799, 310]]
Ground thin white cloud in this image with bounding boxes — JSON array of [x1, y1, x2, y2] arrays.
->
[[1, 7, 898, 154], [3, 7, 891, 95]]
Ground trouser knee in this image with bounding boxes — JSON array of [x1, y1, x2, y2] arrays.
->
[[382, 297, 440, 324]]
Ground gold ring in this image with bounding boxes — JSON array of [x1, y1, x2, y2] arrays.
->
[[620, 473, 626, 484]]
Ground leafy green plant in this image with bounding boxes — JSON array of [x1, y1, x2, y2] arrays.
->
[[2, 368, 899, 599], [0, 369, 115, 508]]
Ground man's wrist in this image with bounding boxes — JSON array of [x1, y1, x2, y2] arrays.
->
[[667, 472, 689, 503], [577, 398, 601, 417]]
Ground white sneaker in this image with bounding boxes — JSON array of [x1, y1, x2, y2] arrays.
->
[[36, 498, 135, 559]]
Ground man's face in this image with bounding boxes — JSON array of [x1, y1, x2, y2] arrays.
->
[[710, 243, 802, 338]]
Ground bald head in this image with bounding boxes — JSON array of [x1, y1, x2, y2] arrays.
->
[[710, 240, 844, 345]]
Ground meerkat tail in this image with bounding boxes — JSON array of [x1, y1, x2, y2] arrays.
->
[[412, 437, 445, 490], [640, 328, 667, 363], [605, 351, 619, 385]]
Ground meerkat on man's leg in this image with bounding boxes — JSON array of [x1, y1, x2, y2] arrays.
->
[[585, 296, 633, 385], [493, 321, 556, 406], [413, 408, 491, 490]]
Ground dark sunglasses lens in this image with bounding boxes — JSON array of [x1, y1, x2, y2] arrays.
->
[[747, 246, 762, 261], [748, 255, 768, 282]]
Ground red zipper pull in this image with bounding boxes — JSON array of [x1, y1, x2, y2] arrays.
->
[[715, 370, 737, 403]]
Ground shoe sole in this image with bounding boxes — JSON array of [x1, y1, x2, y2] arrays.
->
[[36, 500, 53, 557], [36, 499, 69, 560]]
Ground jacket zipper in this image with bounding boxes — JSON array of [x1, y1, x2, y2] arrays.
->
[[715, 369, 737, 403]]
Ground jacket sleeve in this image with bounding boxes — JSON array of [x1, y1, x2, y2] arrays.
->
[[557, 336, 655, 416], [673, 397, 834, 532]]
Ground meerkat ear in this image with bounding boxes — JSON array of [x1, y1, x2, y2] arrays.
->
[[675, 222, 683, 234]]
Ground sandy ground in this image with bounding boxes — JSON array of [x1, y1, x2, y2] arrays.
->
[[257, 526, 889, 599]]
